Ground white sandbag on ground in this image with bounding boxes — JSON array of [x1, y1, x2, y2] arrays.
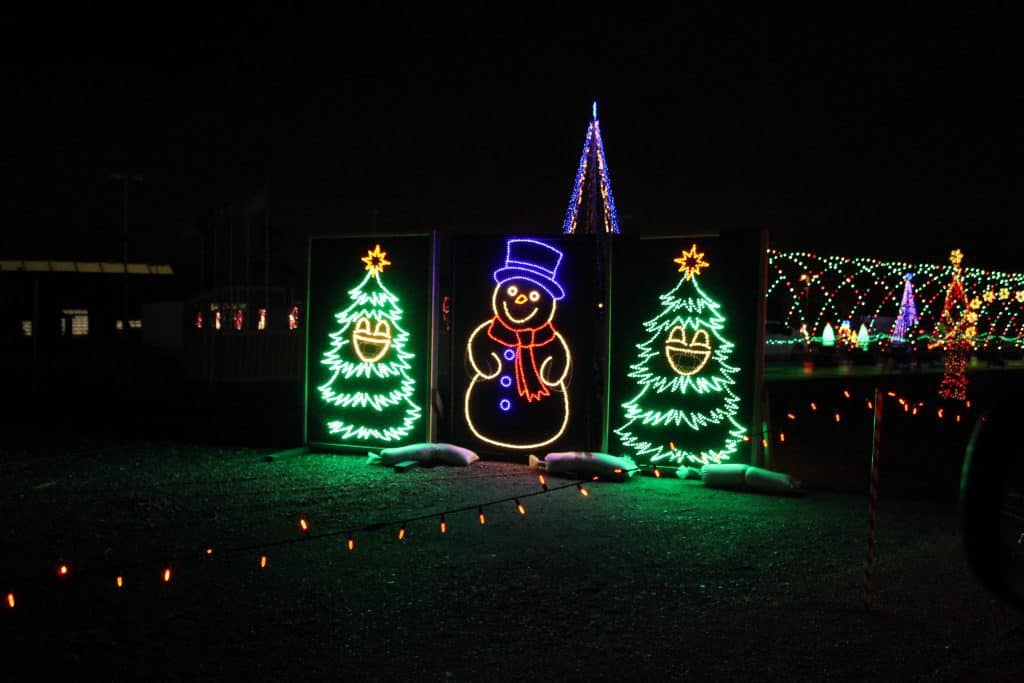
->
[[676, 466, 703, 480], [744, 466, 801, 493], [532, 452, 637, 481], [700, 463, 749, 488], [369, 443, 480, 467]]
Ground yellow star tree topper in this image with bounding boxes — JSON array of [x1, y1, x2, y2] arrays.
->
[[361, 244, 392, 278], [673, 244, 710, 280]]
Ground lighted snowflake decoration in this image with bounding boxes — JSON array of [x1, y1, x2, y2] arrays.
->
[[966, 311, 979, 324], [673, 244, 710, 281], [999, 287, 1010, 300], [983, 290, 996, 303], [965, 325, 977, 339], [969, 298, 982, 311], [1017, 291, 1024, 303], [361, 244, 392, 278], [949, 249, 964, 267]]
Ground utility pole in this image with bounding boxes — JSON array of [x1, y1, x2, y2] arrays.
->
[[112, 173, 143, 328], [264, 178, 270, 314]]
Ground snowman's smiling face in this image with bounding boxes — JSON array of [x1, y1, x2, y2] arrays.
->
[[494, 278, 555, 327]]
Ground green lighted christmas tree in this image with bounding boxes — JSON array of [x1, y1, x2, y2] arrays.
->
[[614, 244, 747, 466], [318, 244, 422, 442]]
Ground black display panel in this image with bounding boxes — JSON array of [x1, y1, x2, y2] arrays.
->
[[449, 236, 599, 458], [607, 234, 762, 466], [306, 234, 435, 450]]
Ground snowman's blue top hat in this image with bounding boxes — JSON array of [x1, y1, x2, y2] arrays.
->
[[493, 238, 565, 301]]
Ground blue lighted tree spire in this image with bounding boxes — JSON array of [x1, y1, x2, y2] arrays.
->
[[562, 101, 621, 234], [891, 272, 919, 343]]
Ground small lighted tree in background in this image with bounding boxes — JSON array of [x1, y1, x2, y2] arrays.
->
[[857, 323, 871, 351], [318, 244, 422, 442], [891, 272, 919, 344], [821, 322, 836, 347], [614, 244, 747, 466], [934, 250, 972, 401]]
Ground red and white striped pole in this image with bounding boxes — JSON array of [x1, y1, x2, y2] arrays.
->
[[864, 386, 883, 612]]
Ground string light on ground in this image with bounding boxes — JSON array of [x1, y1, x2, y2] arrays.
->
[[299, 518, 309, 533], [398, 524, 407, 541], [771, 387, 975, 453], [4, 464, 629, 611], [538, 475, 548, 491]]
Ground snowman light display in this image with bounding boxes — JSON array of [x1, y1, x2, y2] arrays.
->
[[465, 239, 572, 450]]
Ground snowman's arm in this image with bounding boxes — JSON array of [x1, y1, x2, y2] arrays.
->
[[467, 322, 502, 379], [539, 333, 571, 385]]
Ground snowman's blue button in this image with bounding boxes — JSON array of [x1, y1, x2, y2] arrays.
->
[[499, 399, 511, 412], [503, 349, 516, 361], [499, 375, 512, 388]]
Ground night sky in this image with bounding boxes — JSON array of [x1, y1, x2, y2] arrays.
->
[[2, 7, 1021, 278]]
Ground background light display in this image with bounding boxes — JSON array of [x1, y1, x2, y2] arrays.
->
[[450, 236, 599, 458], [767, 249, 1024, 349], [935, 250, 971, 400], [607, 235, 762, 466], [562, 102, 620, 235], [306, 235, 435, 450]]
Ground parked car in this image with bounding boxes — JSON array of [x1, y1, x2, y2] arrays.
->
[[961, 397, 1024, 610]]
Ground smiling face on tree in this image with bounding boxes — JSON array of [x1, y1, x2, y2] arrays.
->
[[664, 325, 712, 376], [352, 317, 392, 362], [493, 278, 556, 327]]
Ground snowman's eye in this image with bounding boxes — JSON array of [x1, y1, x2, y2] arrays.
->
[[528, 291, 540, 302], [507, 285, 518, 297]]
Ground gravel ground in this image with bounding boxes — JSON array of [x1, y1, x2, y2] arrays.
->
[[1, 434, 1022, 682]]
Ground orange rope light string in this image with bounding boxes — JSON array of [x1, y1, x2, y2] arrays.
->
[[4, 467, 651, 602]]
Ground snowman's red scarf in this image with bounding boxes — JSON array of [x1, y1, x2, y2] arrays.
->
[[487, 317, 557, 402]]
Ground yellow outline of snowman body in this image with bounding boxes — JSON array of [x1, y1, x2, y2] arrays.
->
[[465, 282, 571, 451]]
